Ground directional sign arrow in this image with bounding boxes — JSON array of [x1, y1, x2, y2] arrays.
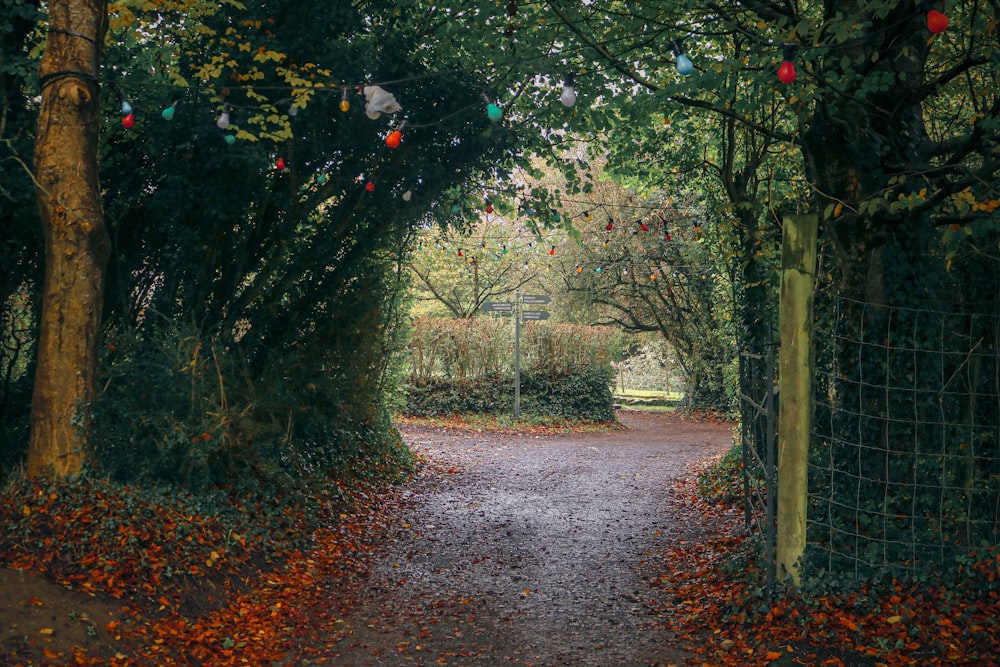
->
[[481, 301, 514, 312], [522, 310, 550, 321], [522, 294, 551, 305]]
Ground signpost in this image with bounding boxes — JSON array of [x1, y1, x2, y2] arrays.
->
[[484, 294, 552, 419]]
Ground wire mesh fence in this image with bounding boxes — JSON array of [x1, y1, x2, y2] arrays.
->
[[809, 296, 1000, 578], [738, 346, 778, 591]]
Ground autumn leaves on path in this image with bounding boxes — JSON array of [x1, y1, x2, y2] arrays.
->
[[328, 411, 733, 666]]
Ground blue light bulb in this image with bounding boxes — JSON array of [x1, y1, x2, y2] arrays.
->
[[676, 54, 693, 75]]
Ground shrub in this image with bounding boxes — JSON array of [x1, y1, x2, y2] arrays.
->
[[521, 365, 616, 422], [402, 317, 621, 421], [93, 320, 415, 496]]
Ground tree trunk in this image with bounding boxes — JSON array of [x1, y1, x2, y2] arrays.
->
[[28, 0, 109, 477]]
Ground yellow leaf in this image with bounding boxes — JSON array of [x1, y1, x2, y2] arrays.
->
[[887, 615, 903, 624], [39, 628, 54, 635]]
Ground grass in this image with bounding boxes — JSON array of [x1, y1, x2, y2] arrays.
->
[[613, 388, 682, 409]]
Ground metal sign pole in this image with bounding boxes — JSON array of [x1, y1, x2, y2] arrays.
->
[[514, 291, 521, 419]]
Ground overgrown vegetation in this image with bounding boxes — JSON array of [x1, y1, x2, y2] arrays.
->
[[670, 448, 1000, 666], [403, 316, 621, 421]]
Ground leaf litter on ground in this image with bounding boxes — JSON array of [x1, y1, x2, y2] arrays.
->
[[0, 411, 998, 666]]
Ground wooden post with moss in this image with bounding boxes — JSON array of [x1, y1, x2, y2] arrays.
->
[[776, 213, 818, 588]]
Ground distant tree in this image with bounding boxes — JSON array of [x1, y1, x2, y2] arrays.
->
[[409, 218, 545, 319]]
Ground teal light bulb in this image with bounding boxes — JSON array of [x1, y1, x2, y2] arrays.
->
[[161, 104, 176, 120], [487, 103, 503, 122]]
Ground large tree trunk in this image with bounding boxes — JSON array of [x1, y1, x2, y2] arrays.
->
[[28, 0, 109, 477]]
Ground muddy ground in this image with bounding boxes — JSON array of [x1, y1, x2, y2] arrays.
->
[[329, 410, 734, 666]]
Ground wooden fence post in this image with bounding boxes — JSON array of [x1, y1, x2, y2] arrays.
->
[[776, 213, 818, 588]]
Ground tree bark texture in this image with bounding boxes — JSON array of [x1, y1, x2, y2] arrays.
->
[[28, 0, 109, 476]]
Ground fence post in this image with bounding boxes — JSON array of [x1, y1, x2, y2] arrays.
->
[[777, 213, 818, 588]]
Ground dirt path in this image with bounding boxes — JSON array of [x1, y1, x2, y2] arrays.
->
[[331, 410, 734, 666]]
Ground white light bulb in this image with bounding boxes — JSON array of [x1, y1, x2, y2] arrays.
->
[[560, 85, 577, 107], [216, 111, 230, 129]]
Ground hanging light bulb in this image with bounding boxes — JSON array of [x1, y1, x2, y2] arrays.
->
[[224, 134, 236, 145], [485, 199, 494, 214], [120, 99, 132, 115], [606, 218, 614, 231], [484, 93, 503, 122], [216, 106, 230, 129], [639, 219, 648, 231], [560, 72, 577, 107], [275, 157, 286, 171], [576, 264, 583, 273], [777, 44, 798, 84], [927, 9, 948, 33], [672, 40, 694, 76], [161, 102, 177, 120], [121, 113, 135, 129], [549, 245, 556, 256], [340, 88, 351, 112], [386, 129, 402, 148], [584, 210, 592, 222], [595, 266, 602, 273]]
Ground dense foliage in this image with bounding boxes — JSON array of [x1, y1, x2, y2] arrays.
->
[[404, 316, 621, 421]]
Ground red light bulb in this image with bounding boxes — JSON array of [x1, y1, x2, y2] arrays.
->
[[927, 9, 948, 34], [777, 60, 797, 84], [121, 113, 135, 129], [777, 44, 798, 84], [275, 158, 286, 171], [549, 246, 556, 256], [365, 182, 375, 192], [385, 130, 402, 148]]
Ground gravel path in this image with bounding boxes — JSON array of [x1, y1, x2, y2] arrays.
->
[[332, 410, 734, 666]]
